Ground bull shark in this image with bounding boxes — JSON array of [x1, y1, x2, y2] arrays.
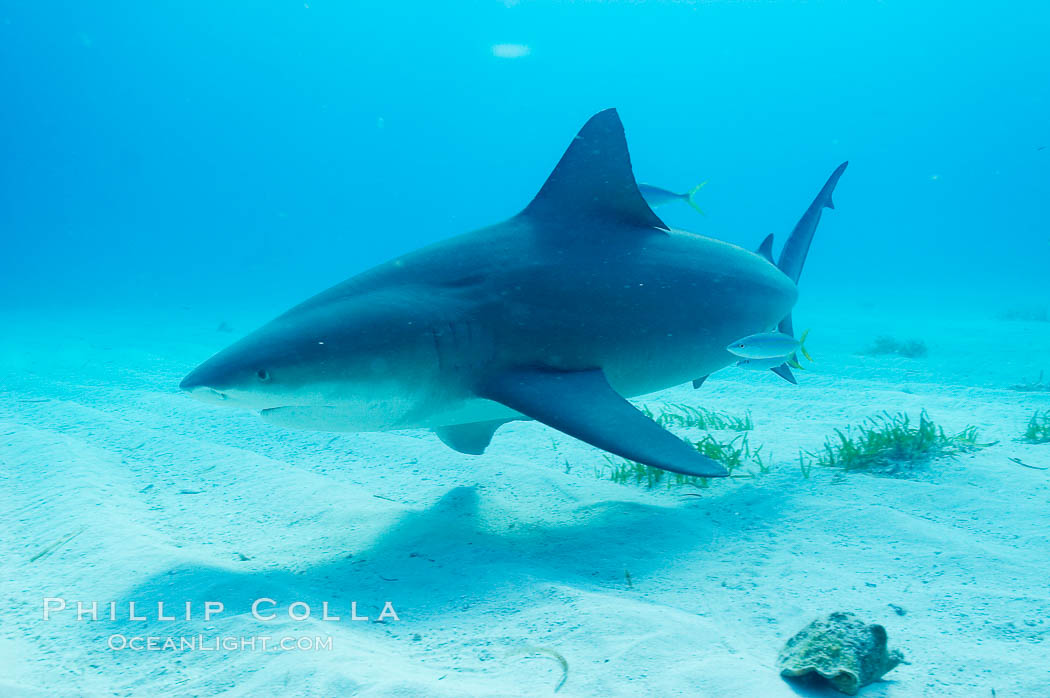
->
[[180, 109, 847, 479]]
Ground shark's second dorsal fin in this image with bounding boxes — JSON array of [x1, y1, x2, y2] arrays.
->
[[520, 109, 669, 235], [756, 233, 775, 263]]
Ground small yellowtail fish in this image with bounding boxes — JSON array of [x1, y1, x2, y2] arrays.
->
[[727, 329, 812, 361], [638, 182, 707, 215]]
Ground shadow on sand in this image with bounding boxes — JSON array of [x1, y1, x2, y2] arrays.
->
[[97, 482, 790, 635]]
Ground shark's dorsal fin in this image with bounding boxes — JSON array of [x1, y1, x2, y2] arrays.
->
[[756, 233, 775, 263], [520, 109, 669, 234]]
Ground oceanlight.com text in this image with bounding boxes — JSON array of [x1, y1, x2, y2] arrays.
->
[[107, 634, 334, 652]]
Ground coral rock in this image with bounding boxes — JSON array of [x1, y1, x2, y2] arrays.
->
[[777, 612, 904, 695]]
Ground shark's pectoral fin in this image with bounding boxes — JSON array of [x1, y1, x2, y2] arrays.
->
[[692, 375, 709, 389], [434, 419, 516, 455], [478, 367, 728, 478]]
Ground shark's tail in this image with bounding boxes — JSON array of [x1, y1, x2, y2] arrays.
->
[[777, 162, 848, 285], [685, 181, 707, 215], [773, 163, 847, 381]]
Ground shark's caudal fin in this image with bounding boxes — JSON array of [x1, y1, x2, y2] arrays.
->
[[479, 367, 728, 477], [777, 162, 848, 286], [520, 109, 669, 236], [777, 161, 848, 341]]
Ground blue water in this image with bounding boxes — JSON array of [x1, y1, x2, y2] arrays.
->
[[3, 1, 1048, 313], [4, 4, 1050, 696]]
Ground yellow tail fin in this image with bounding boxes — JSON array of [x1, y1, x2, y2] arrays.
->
[[799, 329, 814, 363], [686, 181, 707, 215]]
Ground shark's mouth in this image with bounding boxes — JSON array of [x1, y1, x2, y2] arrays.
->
[[259, 405, 325, 417], [258, 406, 351, 431], [183, 386, 231, 405]]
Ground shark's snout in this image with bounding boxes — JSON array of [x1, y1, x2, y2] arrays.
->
[[178, 369, 204, 392], [179, 364, 232, 403], [179, 331, 305, 410]]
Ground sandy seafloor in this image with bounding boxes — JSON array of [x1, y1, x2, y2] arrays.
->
[[1, 295, 1048, 697]]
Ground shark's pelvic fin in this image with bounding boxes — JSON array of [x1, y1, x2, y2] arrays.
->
[[434, 419, 515, 455], [479, 367, 728, 477], [771, 363, 797, 384], [756, 233, 775, 263], [520, 109, 669, 235], [692, 375, 709, 389]]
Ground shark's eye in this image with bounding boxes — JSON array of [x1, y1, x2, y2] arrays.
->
[[256, 369, 271, 382]]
